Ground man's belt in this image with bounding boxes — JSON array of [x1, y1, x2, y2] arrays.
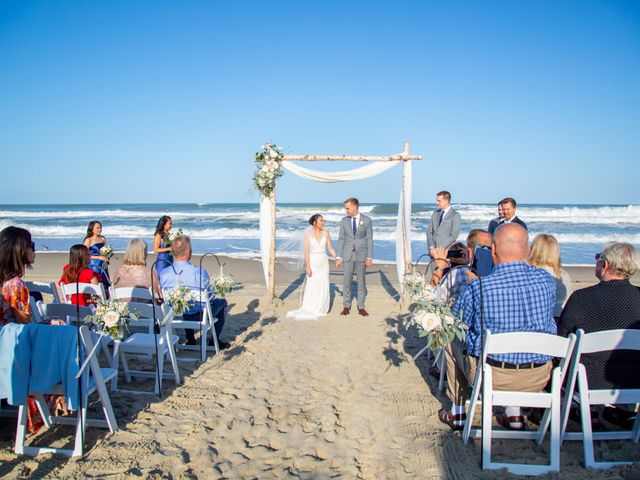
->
[[486, 358, 547, 370]]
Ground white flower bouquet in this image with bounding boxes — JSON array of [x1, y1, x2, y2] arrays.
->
[[99, 244, 114, 263], [165, 228, 183, 247], [165, 284, 194, 316], [253, 143, 284, 197], [209, 269, 239, 298], [85, 298, 139, 340], [411, 294, 467, 350], [403, 271, 427, 301]]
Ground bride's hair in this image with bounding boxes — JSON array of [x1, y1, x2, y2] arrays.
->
[[308, 214, 322, 226]]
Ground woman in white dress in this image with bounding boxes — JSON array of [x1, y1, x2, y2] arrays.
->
[[287, 214, 337, 321]]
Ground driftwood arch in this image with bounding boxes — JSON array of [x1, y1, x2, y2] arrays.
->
[[260, 141, 421, 298]]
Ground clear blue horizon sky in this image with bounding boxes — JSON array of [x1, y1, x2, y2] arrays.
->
[[1, 1, 639, 205]]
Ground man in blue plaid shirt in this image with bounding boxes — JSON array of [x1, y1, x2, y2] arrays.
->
[[439, 223, 557, 431]]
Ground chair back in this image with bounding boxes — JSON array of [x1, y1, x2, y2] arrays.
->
[[483, 330, 576, 362], [60, 282, 106, 304], [37, 302, 94, 325], [122, 301, 165, 334], [578, 328, 640, 354], [110, 286, 153, 302], [26, 281, 62, 303]]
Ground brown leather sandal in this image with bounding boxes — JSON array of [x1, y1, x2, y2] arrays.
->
[[438, 408, 466, 431]]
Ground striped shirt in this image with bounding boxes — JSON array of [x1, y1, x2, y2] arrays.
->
[[452, 262, 557, 363]]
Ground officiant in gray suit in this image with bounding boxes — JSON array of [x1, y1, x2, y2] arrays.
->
[[336, 197, 373, 316], [427, 190, 461, 257]]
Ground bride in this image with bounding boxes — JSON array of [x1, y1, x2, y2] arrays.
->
[[286, 214, 337, 321]]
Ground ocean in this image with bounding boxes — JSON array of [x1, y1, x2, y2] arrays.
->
[[1, 203, 639, 265]]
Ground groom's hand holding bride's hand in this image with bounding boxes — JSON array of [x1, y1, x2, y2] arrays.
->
[[306, 267, 313, 277], [335, 258, 342, 267], [365, 258, 373, 267]]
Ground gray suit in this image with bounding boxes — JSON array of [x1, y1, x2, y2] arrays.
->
[[337, 214, 373, 309], [427, 208, 461, 250]]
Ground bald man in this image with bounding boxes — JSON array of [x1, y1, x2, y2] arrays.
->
[[438, 223, 557, 431]]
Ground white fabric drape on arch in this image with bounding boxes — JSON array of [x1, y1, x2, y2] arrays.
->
[[259, 161, 413, 290]]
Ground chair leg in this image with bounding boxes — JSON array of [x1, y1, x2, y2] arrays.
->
[[438, 350, 446, 392], [167, 337, 181, 386], [72, 405, 88, 457], [462, 366, 483, 444], [14, 404, 28, 454], [549, 371, 561, 471], [33, 393, 53, 428], [631, 408, 640, 444], [577, 367, 595, 468], [481, 368, 493, 468]]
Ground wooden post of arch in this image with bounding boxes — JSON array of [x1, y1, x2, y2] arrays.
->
[[266, 142, 421, 299]]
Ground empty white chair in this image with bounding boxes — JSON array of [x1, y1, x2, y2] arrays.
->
[[59, 282, 106, 304], [462, 330, 576, 475], [560, 328, 640, 469], [14, 325, 118, 457], [26, 281, 62, 303], [116, 304, 180, 395]]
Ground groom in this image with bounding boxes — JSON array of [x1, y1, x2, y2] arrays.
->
[[336, 197, 373, 316]]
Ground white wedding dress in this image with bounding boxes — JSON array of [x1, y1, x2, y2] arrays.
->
[[286, 232, 330, 321]]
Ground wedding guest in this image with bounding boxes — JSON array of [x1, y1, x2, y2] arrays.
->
[[439, 223, 556, 431], [153, 215, 174, 273], [0, 226, 36, 325], [527, 234, 572, 319], [159, 235, 229, 348], [113, 238, 162, 302], [487, 202, 504, 235], [558, 242, 640, 390], [58, 244, 101, 306], [83, 220, 111, 290], [489, 198, 527, 234]]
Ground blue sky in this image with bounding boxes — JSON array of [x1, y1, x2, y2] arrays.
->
[[1, 1, 639, 205]]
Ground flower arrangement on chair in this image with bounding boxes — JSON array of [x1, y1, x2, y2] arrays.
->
[[85, 298, 139, 340], [209, 266, 239, 299], [253, 143, 284, 197], [165, 284, 194, 316]]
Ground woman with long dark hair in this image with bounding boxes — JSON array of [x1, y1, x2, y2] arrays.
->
[[0, 226, 36, 325], [153, 215, 174, 273], [58, 244, 101, 306], [83, 220, 111, 290]]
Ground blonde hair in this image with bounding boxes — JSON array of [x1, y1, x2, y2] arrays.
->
[[528, 234, 561, 278], [600, 242, 639, 279], [123, 238, 148, 266]]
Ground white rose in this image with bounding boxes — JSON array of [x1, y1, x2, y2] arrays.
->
[[442, 314, 456, 326], [415, 311, 441, 332], [103, 311, 120, 328], [269, 150, 278, 159]]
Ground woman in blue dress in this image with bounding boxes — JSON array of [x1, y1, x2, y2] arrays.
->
[[83, 220, 111, 290], [153, 215, 174, 273]]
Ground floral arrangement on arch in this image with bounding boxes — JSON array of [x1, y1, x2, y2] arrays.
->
[[403, 273, 467, 350], [85, 298, 139, 340], [253, 143, 284, 197]]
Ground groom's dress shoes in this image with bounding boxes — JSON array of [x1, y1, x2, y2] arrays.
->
[[358, 308, 369, 317], [340, 307, 350, 315]]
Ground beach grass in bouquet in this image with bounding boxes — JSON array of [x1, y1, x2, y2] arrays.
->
[[85, 298, 139, 340], [99, 244, 114, 264], [209, 267, 239, 298], [165, 284, 194, 315]]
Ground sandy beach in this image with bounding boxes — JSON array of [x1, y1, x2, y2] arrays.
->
[[0, 253, 639, 478]]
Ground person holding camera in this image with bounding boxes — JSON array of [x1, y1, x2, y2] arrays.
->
[[427, 191, 461, 258]]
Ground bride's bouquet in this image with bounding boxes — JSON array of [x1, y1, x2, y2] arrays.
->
[[85, 298, 139, 340], [99, 244, 114, 264], [209, 268, 239, 298], [165, 284, 194, 316]]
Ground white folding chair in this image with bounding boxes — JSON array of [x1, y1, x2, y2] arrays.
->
[[169, 288, 220, 362], [560, 328, 640, 469], [26, 281, 62, 304], [14, 325, 118, 457], [461, 330, 576, 475], [116, 304, 180, 395], [109, 286, 154, 303], [59, 282, 106, 304]]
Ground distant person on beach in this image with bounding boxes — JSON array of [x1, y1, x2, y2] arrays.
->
[[487, 202, 504, 235], [527, 234, 572, 319], [336, 198, 374, 316], [488, 198, 527, 234], [558, 242, 640, 390], [158, 234, 229, 349], [153, 215, 174, 274], [427, 191, 461, 257], [113, 238, 162, 303], [0, 226, 36, 325], [83, 220, 111, 290], [439, 223, 556, 431], [286, 214, 337, 321]]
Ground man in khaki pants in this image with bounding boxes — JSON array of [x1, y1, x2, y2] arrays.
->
[[438, 223, 557, 431]]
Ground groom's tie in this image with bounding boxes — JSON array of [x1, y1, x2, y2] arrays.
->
[[438, 210, 445, 226], [352, 217, 357, 235]]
